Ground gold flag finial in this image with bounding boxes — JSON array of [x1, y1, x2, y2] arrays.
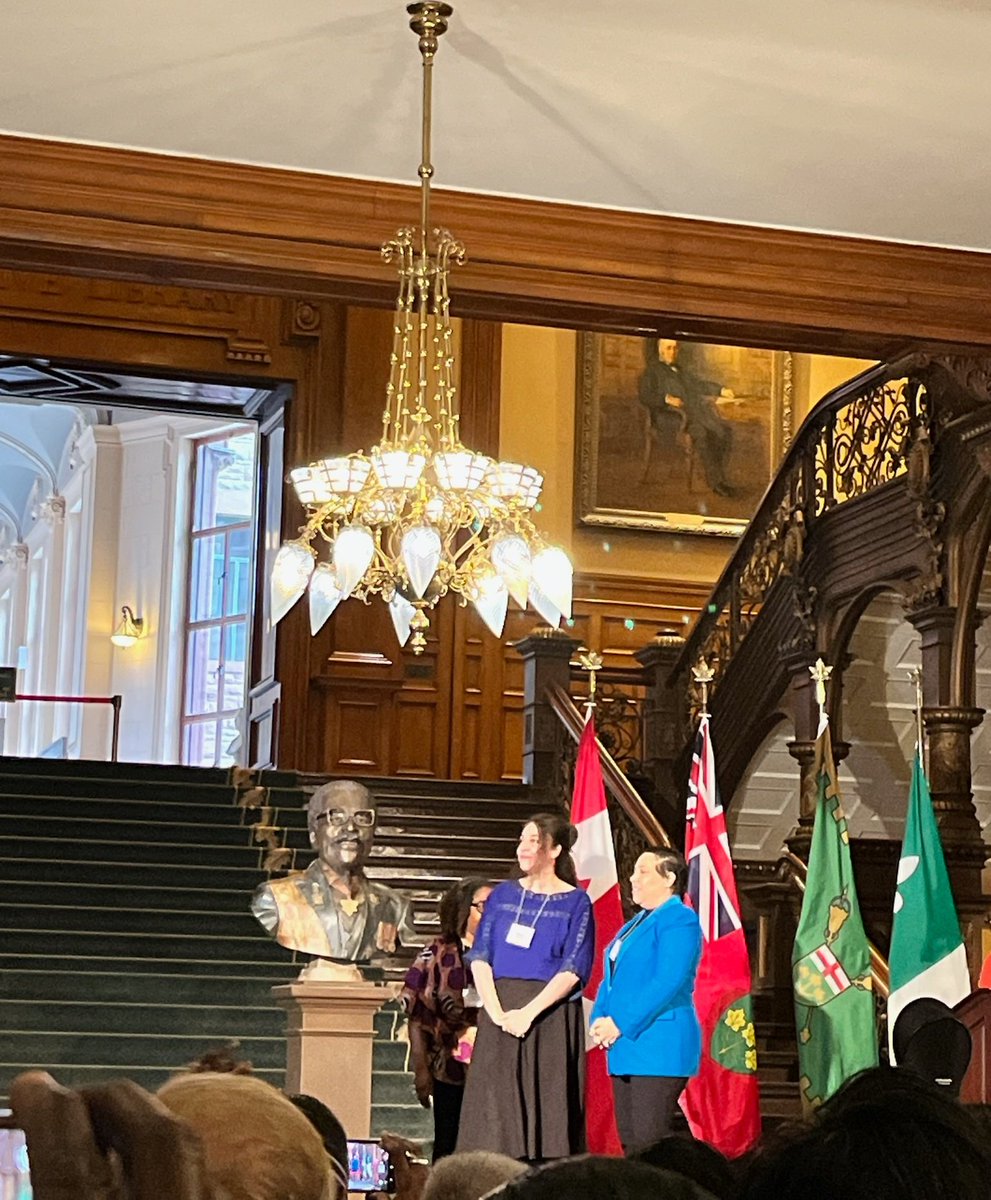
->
[[578, 650, 602, 720], [692, 658, 715, 719], [809, 658, 832, 729]]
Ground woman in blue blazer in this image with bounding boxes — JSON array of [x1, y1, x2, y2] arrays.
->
[[590, 847, 703, 1153]]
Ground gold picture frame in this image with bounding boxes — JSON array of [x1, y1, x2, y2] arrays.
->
[[575, 333, 793, 536]]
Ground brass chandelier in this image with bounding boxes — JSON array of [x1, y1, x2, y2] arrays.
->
[[271, 1, 572, 654]]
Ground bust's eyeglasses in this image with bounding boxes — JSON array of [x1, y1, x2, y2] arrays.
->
[[314, 808, 376, 828], [471, 900, 486, 912]]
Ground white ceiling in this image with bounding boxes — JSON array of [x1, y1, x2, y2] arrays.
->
[[3, 0, 991, 251]]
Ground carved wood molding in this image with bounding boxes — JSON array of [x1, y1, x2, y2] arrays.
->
[[574, 572, 710, 609], [4, 135, 991, 347]]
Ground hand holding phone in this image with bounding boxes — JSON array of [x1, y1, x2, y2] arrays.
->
[[360, 1132, 429, 1200], [347, 1138, 395, 1193]]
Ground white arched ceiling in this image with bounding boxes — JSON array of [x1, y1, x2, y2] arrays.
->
[[4, 1, 991, 250], [840, 590, 921, 841], [726, 717, 796, 862], [0, 403, 87, 547]]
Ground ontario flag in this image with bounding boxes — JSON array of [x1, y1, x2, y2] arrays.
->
[[681, 714, 762, 1158], [571, 715, 625, 1155]]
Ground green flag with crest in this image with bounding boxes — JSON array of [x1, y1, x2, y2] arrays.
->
[[792, 720, 878, 1110]]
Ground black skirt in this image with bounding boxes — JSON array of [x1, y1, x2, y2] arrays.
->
[[456, 977, 586, 1161]]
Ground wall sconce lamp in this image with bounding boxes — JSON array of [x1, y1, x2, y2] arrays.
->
[[110, 605, 144, 648]]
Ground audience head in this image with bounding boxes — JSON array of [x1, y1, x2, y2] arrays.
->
[[157, 1072, 333, 1200], [518, 812, 578, 886], [634, 1136, 735, 1199], [183, 1042, 254, 1076], [485, 1155, 717, 1200], [737, 1065, 991, 1200], [438, 877, 495, 943], [891, 996, 972, 1097], [286, 1093, 348, 1198], [422, 1149, 526, 1200]]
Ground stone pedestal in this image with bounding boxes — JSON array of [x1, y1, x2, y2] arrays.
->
[[272, 980, 398, 1137]]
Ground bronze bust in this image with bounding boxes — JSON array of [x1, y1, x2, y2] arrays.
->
[[251, 780, 416, 964]]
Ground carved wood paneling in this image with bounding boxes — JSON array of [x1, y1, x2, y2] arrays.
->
[[5, 135, 991, 352], [449, 605, 531, 782]]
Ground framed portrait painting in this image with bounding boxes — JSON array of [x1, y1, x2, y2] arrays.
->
[[575, 333, 793, 536]]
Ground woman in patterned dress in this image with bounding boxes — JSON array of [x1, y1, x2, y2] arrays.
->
[[401, 876, 494, 1160]]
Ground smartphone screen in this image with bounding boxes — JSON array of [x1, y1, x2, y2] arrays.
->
[[346, 1138, 394, 1194], [0, 1121, 32, 1199]]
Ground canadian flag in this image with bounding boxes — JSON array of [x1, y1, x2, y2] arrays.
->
[[571, 716, 625, 1156]]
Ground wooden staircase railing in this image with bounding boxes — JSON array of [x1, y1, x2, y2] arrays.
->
[[546, 681, 670, 847]]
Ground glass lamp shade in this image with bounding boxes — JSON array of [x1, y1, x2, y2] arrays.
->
[[363, 496, 399, 524], [530, 546, 573, 620], [519, 468, 544, 509], [388, 594, 417, 647], [371, 449, 426, 490], [472, 573, 509, 638], [424, 493, 450, 524], [315, 455, 371, 495], [528, 580, 562, 628], [490, 533, 532, 608], [332, 525, 376, 597], [271, 541, 315, 624], [486, 462, 543, 508], [289, 467, 334, 506], [434, 451, 492, 492], [401, 524, 442, 598], [308, 563, 343, 635]]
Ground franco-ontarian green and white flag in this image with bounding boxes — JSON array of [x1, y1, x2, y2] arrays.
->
[[887, 746, 970, 1056]]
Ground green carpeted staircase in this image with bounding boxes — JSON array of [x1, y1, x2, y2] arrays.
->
[[0, 757, 531, 1144]]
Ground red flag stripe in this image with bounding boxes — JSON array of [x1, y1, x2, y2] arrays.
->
[[571, 717, 624, 1156]]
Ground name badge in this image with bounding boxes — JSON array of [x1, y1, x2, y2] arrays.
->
[[506, 922, 536, 949]]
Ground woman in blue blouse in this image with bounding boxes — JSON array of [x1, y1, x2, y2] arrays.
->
[[590, 847, 703, 1153], [456, 812, 594, 1162]]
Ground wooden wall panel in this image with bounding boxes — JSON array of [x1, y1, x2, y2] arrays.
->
[[450, 606, 531, 782], [328, 694, 391, 773]]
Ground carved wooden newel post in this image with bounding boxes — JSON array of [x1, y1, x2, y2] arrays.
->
[[515, 626, 580, 795]]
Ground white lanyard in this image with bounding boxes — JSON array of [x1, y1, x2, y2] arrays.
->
[[506, 884, 552, 949]]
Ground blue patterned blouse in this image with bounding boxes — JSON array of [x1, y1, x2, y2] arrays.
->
[[466, 880, 594, 988]]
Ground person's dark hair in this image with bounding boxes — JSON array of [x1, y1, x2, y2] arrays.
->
[[183, 1042, 253, 1075], [486, 1155, 715, 1200], [525, 812, 578, 886], [634, 1136, 735, 1200], [738, 1065, 991, 1200], [646, 846, 689, 896], [438, 876, 493, 942], [286, 1093, 348, 1195]]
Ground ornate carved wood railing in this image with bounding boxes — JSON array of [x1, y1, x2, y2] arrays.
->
[[649, 347, 991, 975], [547, 680, 670, 909], [566, 664, 648, 773], [674, 353, 929, 697], [547, 681, 669, 846]]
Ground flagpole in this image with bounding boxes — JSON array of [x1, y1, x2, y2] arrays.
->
[[908, 666, 925, 769], [578, 650, 602, 726]]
